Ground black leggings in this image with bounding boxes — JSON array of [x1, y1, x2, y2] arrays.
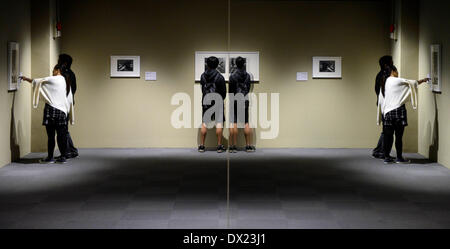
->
[[46, 124, 68, 159], [383, 123, 405, 159]]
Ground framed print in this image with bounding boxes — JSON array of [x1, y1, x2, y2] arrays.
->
[[430, 44, 441, 93], [7, 42, 20, 91], [195, 51, 260, 82], [312, 56, 342, 79], [110, 56, 140, 78]]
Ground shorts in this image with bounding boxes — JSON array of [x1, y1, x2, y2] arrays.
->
[[202, 105, 225, 124], [229, 100, 249, 124]]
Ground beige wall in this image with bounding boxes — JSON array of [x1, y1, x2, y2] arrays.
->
[[30, 0, 61, 152], [391, 0, 402, 75], [399, 0, 419, 152], [0, 0, 32, 168], [34, 0, 394, 151], [390, 0, 420, 152], [418, 0, 450, 168], [229, 0, 392, 149]]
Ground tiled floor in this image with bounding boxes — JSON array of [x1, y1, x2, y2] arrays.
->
[[0, 148, 449, 229]]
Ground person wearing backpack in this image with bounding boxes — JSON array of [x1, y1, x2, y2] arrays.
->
[[58, 54, 79, 159], [372, 55, 394, 160], [228, 57, 255, 153], [198, 56, 227, 153]]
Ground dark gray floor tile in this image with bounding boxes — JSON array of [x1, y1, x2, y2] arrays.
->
[[127, 200, 174, 210], [230, 219, 288, 229], [284, 208, 334, 220], [121, 210, 172, 220], [114, 219, 169, 229], [0, 148, 448, 229], [287, 219, 341, 229], [168, 219, 222, 229], [31, 201, 85, 212], [81, 201, 130, 211]]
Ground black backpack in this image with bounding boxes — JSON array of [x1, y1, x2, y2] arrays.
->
[[236, 73, 251, 96], [202, 72, 221, 95]]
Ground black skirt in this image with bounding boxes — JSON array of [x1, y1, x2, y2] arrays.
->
[[43, 104, 67, 126], [384, 104, 408, 127]]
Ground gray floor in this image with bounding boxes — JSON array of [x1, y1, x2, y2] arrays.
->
[[0, 148, 449, 229]]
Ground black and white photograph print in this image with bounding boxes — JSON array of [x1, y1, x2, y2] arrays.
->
[[312, 56, 342, 78], [204, 57, 226, 74], [430, 44, 441, 92], [319, 60, 335, 73], [195, 52, 260, 81], [7, 42, 20, 91], [117, 59, 134, 72], [110, 56, 140, 78], [230, 57, 247, 74]]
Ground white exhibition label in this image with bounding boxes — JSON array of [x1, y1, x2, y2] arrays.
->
[[297, 72, 308, 81], [145, 72, 157, 81]]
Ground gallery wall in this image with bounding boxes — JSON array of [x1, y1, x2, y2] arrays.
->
[[30, 0, 61, 152], [0, 0, 32, 168], [37, 0, 398, 152], [418, 0, 450, 167], [390, 0, 420, 153]]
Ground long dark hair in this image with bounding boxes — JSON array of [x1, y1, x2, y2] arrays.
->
[[380, 65, 397, 97], [54, 64, 71, 96]]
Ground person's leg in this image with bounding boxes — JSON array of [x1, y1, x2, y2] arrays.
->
[[244, 123, 252, 146], [46, 125, 56, 159], [56, 124, 68, 159], [229, 123, 237, 146], [200, 123, 207, 145], [230, 102, 237, 146], [372, 132, 384, 158], [394, 124, 405, 160], [383, 125, 395, 163], [67, 132, 78, 156], [216, 123, 223, 145], [233, 124, 238, 145], [216, 123, 225, 153]]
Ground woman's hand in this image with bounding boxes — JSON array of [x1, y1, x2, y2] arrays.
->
[[418, 78, 430, 84], [20, 76, 33, 83]]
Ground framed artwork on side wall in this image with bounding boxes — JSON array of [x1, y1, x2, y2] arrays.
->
[[195, 51, 260, 82], [312, 56, 342, 79], [110, 56, 140, 78], [7, 42, 20, 91], [430, 44, 442, 93]]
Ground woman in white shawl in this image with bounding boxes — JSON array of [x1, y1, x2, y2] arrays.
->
[[378, 65, 428, 164], [21, 64, 74, 164]]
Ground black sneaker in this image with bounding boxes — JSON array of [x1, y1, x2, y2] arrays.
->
[[372, 153, 384, 159], [217, 145, 226, 153], [56, 157, 67, 164], [384, 157, 395, 164], [198, 145, 206, 153], [228, 146, 235, 153], [55, 155, 70, 161], [232, 145, 238, 153], [382, 155, 395, 160], [39, 157, 55, 164], [396, 158, 411, 164], [68, 152, 79, 159], [246, 145, 256, 153]]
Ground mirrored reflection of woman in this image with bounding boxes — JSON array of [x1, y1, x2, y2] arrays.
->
[[378, 65, 428, 164]]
